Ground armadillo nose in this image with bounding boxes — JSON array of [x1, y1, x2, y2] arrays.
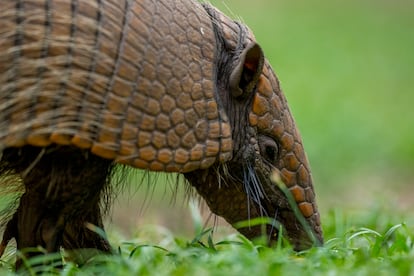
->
[[270, 169, 323, 249]]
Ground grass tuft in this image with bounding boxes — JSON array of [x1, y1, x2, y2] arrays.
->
[[0, 203, 412, 275]]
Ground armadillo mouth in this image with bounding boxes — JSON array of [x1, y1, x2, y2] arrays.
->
[[185, 163, 319, 250], [240, 164, 316, 250], [254, 164, 322, 250]]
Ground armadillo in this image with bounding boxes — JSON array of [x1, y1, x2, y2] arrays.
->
[[0, 0, 323, 263]]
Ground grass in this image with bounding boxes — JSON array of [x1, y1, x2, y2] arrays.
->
[[0, 204, 412, 275]]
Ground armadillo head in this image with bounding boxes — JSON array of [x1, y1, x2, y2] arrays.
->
[[185, 5, 323, 250]]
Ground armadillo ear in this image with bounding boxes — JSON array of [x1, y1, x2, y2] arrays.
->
[[230, 42, 264, 98]]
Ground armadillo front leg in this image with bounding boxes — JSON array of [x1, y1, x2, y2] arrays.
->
[[0, 146, 112, 268]]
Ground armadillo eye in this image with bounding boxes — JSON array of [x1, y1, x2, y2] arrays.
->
[[258, 135, 279, 164], [265, 145, 277, 163]]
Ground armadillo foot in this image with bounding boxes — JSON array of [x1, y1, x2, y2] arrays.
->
[[62, 214, 111, 265], [10, 191, 66, 269], [61, 200, 111, 265]]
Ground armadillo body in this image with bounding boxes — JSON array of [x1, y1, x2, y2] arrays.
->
[[0, 0, 322, 265], [0, 0, 232, 172]]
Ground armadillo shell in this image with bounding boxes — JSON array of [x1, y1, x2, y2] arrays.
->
[[0, 0, 233, 173]]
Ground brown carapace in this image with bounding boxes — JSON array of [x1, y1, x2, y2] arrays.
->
[[0, 0, 323, 266]]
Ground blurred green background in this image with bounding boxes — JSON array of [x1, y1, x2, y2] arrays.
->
[[113, 0, 414, 236], [207, 0, 414, 209]]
